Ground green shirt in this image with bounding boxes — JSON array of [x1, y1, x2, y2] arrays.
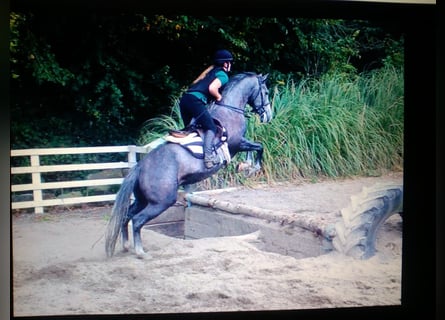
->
[[188, 69, 229, 104]]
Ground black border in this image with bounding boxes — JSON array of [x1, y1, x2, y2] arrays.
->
[[4, 1, 441, 320]]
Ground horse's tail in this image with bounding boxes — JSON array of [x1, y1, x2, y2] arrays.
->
[[105, 164, 140, 257]]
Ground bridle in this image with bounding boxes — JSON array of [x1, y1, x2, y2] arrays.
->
[[215, 75, 268, 118], [249, 76, 267, 117]]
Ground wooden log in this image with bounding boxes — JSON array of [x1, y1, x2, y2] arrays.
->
[[186, 193, 336, 240]]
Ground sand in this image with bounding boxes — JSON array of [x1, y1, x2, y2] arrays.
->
[[12, 174, 403, 316]]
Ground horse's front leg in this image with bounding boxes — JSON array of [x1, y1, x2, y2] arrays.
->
[[237, 138, 263, 176]]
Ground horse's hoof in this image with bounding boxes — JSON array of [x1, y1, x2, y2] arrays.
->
[[237, 162, 260, 177], [122, 242, 131, 252], [135, 245, 149, 259], [236, 162, 251, 172], [136, 251, 150, 260]]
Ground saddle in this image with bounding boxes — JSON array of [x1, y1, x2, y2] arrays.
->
[[164, 119, 231, 165]]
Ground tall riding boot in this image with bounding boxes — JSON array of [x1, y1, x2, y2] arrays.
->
[[203, 130, 218, 169]]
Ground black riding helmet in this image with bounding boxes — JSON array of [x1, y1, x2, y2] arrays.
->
[[213, 49, 234, 66]]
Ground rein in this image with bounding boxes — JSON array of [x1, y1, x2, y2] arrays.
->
[[214, 101, 246, 115], [215, 76, 266, 118]]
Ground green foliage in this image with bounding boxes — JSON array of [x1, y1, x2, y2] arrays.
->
[[10, 12, 74, 86], [29, 42, 74, 86], [245, 66, 404, 181], [287, 19, 361, 76], [10, 12, 404, 150]]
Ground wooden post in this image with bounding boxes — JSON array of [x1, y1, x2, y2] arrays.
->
[[127, 145, 137, 167], [30, 155, 44, 214], [126, 146, 137, 203]]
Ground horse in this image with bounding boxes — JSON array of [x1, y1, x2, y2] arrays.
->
[[105, 72, 273, 258]]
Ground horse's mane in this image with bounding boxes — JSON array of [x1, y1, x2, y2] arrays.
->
[[222, 72, 257, 94]]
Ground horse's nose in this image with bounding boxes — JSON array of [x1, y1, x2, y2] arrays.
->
[[261, 104, 273, 123]]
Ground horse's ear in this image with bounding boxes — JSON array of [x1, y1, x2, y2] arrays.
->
[[261, 74, 269, 82]]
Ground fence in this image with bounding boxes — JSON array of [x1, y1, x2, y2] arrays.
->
[[10, 144, 160, 214]]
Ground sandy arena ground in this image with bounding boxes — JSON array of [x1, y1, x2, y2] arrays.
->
[[12, 173, 403, 317]]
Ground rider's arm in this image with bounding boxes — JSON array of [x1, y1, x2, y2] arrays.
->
[[209, 78, 223, 101]]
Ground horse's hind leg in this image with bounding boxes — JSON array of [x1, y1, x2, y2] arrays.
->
[[131, 197, 177, 257], [122, 199, 146, 252]]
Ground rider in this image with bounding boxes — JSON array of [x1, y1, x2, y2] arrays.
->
[[178, 49, 233, 169]]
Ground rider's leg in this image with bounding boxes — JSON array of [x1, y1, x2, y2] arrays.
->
[[180, 94, 218, 168], [179, 94, 193, 128], [203, 129, 218, 168]]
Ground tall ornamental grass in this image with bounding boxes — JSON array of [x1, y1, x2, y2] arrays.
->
[[139, 66, 404, 188]]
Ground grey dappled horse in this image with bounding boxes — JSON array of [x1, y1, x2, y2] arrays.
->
[[105, 72, 273, 258]]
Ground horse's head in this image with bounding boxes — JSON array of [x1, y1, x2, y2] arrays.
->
[[248, 74, 273, 123]]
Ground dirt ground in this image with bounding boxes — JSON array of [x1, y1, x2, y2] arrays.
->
[[12, 172, 403, 317]]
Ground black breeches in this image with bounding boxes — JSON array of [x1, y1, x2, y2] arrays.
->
[[179, 94, 217, 133]]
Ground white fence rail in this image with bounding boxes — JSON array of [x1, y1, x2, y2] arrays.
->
[[11, 145, 153, 213]]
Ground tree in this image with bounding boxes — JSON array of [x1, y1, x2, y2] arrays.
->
[[10, 12, 403, 148]]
